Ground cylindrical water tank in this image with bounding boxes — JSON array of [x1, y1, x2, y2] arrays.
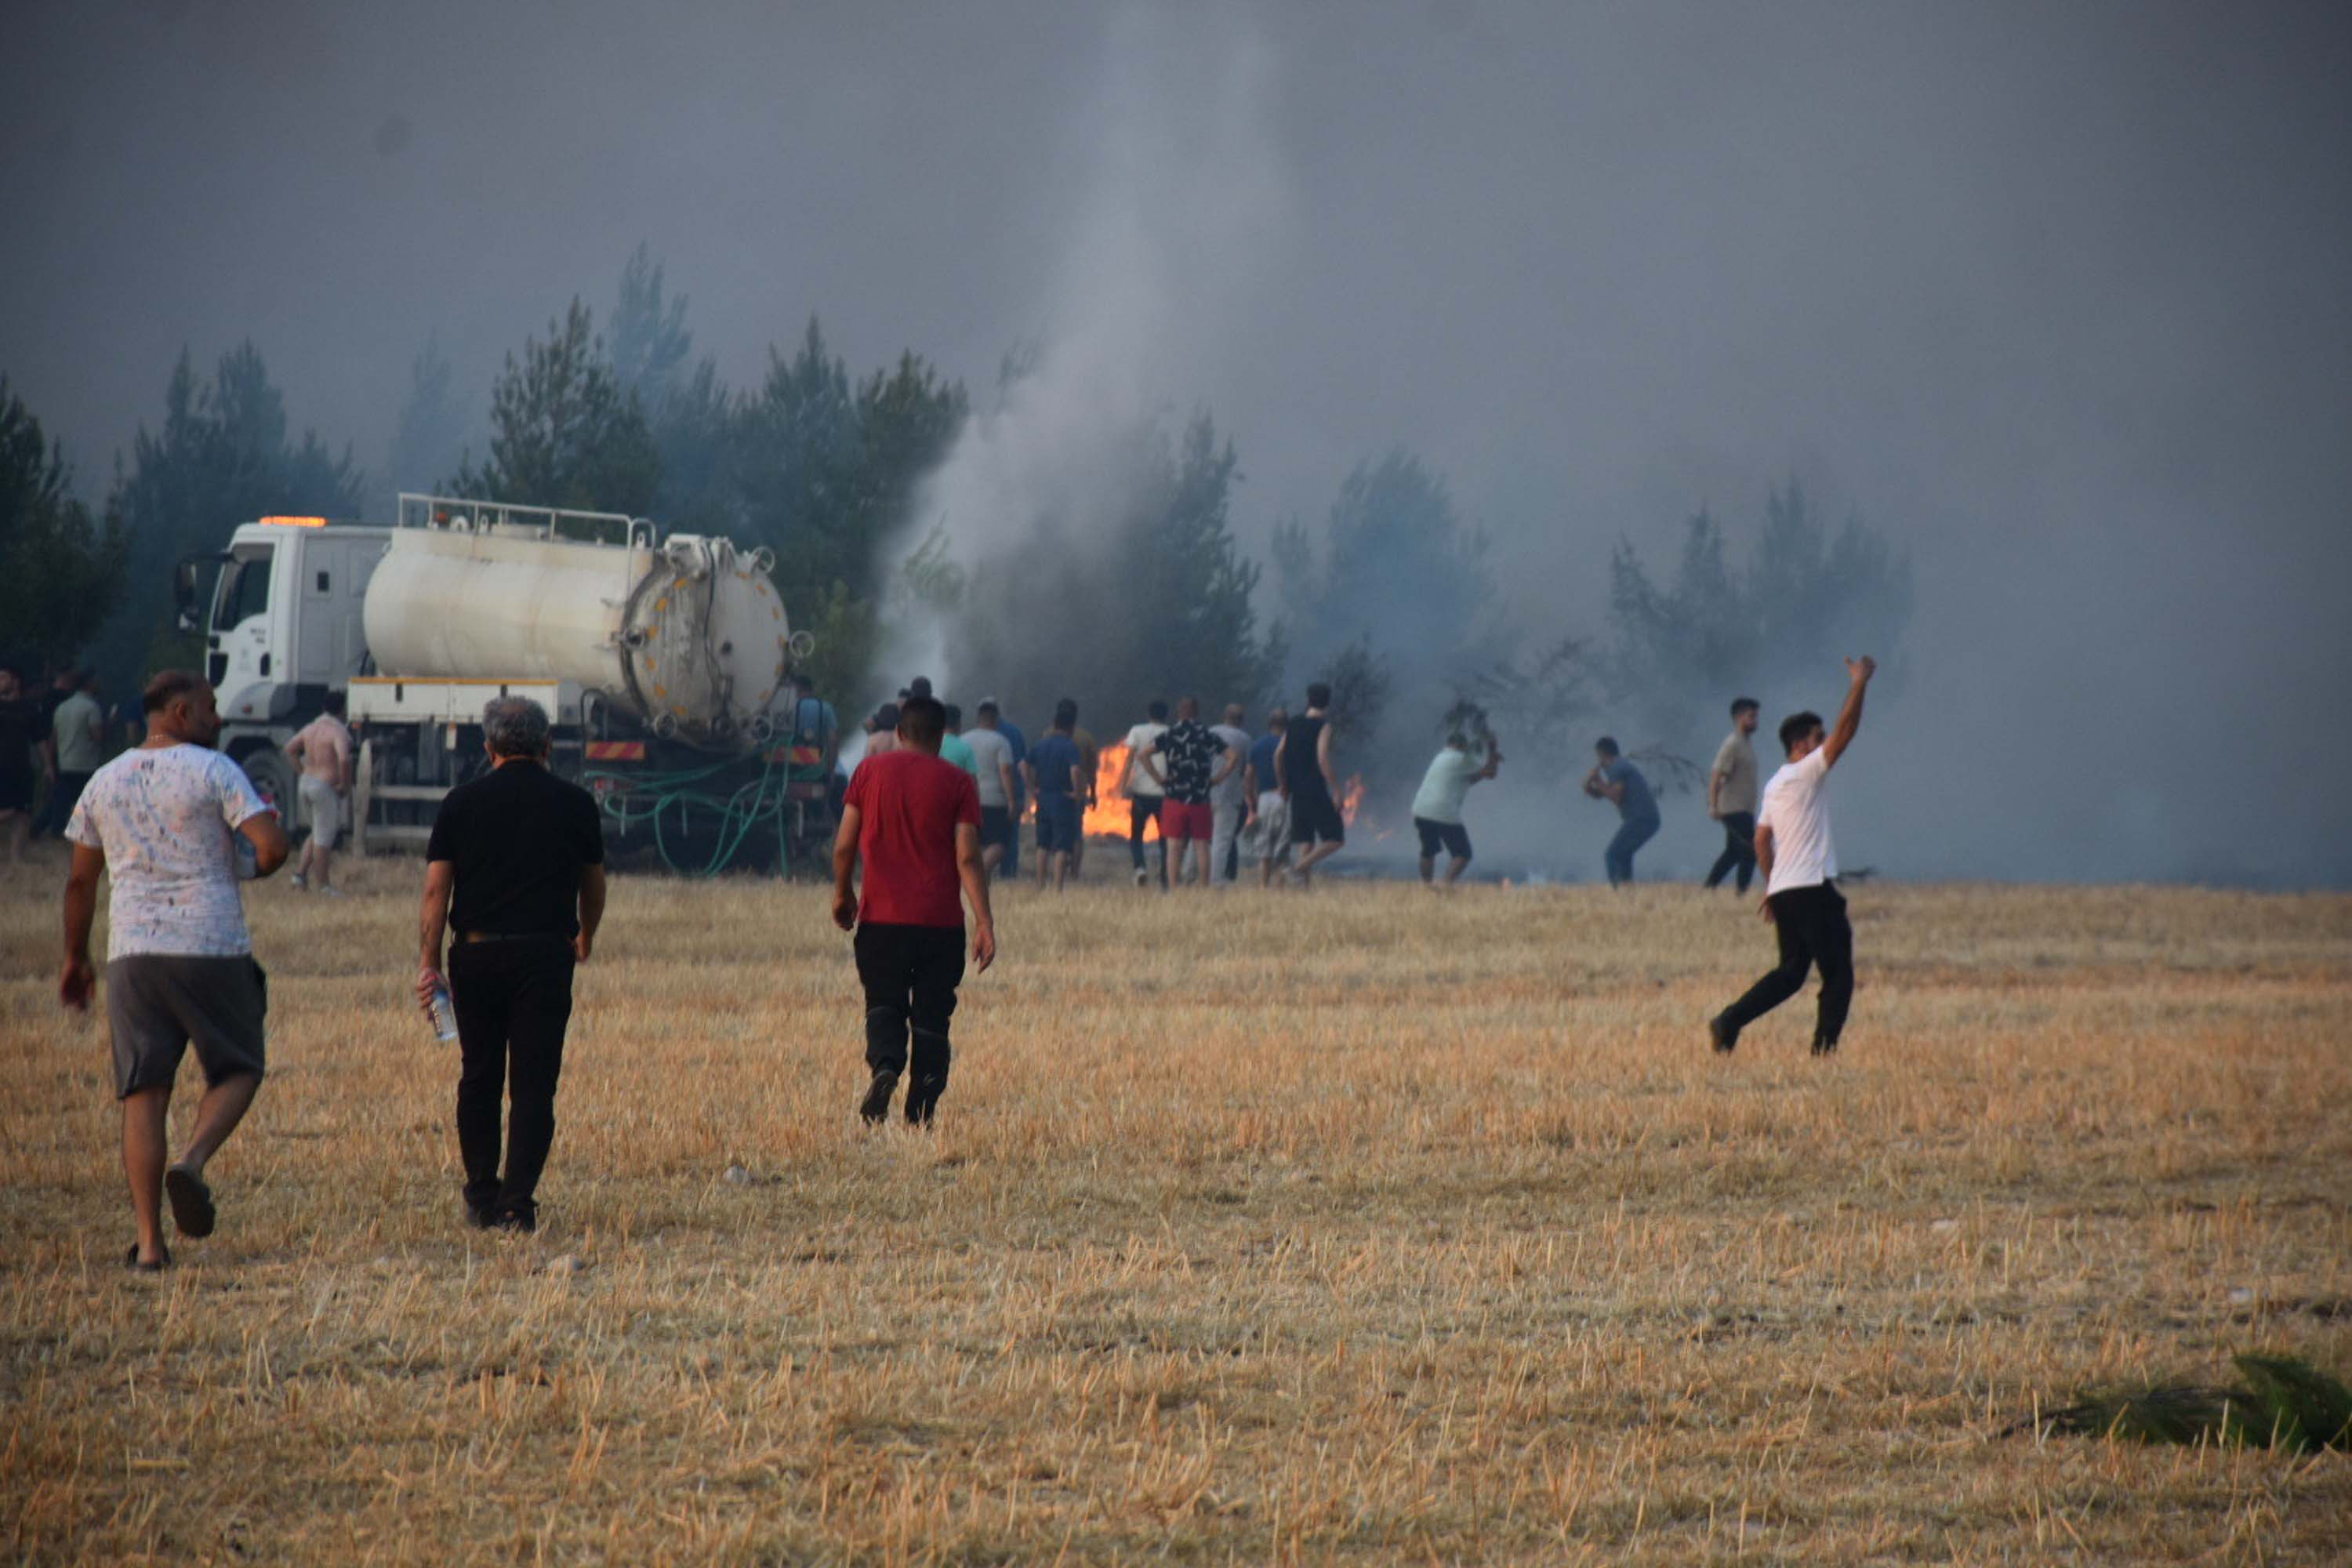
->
[[362, 523, 792, 748]]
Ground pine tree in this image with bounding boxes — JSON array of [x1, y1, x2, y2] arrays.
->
[[1274, 448, 1501, 768], [734, 318, 858, 605], [388, 338, 470, 495], [0, 380, 126, 667], [455, 299, 659, 517], [101, 344, 364, 690]]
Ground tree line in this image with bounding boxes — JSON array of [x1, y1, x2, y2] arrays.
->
[[5, 245, 1911, 795]]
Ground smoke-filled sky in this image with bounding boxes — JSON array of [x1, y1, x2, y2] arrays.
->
[[5, 0, 2348, 885]]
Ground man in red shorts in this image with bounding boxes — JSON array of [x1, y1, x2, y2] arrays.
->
[[832, 695, 997, 1127], [1141, 696, 1240, 889]]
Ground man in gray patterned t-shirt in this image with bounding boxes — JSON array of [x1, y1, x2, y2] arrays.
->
[[62, 671, 289, 1271]]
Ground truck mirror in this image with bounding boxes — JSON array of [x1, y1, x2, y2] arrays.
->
[[173, 560, 200, 633]]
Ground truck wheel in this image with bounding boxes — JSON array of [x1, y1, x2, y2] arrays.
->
[[235, 746, 300, 835]]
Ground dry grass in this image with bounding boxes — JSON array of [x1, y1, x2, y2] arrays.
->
[[2, 851, 2349, 1564]]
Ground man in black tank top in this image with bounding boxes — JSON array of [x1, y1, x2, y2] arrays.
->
[[1275, 682, 1346, 884]]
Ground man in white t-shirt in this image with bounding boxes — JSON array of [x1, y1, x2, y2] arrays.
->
[[1410, 729, 1501, 885], [962, 702, 1020, 873], [1120, 700, 1169, 888], [1709, 656, 1875, 1058], [61, 670, 291, 1270]]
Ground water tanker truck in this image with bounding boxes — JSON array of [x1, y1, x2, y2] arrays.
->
[[177, 493, 824, 871]]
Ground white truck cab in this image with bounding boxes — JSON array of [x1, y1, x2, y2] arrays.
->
[[178, 516, 391, 813]]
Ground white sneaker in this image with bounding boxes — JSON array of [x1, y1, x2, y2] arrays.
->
[[290, 874, 308, 891]]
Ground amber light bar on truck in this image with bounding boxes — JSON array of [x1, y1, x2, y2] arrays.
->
[[258, 515, 330, 528]]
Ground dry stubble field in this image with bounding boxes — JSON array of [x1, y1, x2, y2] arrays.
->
[[2, 851, 2349, 1565]]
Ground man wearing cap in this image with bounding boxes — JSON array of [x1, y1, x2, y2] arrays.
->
[[415, 697, 606, 1233]]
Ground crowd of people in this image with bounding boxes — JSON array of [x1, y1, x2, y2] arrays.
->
[[49, 655, 1875, 1265], [829, 679, 1365, 895], [824, 676, 1817, 903]]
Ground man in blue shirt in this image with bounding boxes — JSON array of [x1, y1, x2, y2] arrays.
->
[[1020, 699, 1086, 892], [1582, 736, 1661, 887]]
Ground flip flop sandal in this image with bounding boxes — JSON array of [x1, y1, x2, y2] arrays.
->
[[165, 1167, 216, 1238], [123, 1243, 170, 1272]]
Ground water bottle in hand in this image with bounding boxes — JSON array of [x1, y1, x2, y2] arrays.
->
[[427, 982, 459, 1044]]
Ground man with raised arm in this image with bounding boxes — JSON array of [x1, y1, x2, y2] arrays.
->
[[833, 695, 996, 1127], [61, 671, 291, 1271], [415, 697, 605, 1233], [1709, 656, 1878, 1058]]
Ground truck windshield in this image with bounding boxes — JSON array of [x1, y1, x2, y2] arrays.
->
[[213, 549, 274, 631]]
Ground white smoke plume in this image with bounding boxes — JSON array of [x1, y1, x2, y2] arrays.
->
[[869, 8, 1290, 707]]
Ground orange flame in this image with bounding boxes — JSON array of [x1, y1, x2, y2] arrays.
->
[[1339, 772, 1367, 827], [1083, 742, 1158, 840]]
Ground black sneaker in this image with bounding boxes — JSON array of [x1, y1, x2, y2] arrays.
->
[[492, 1209, 537, 1235], [906, 1078, 945, 1127], [859, 1069, 900, 1124], [164, 1165, 216, 1238], [1708, 1015, 1739, 1054], [1810, 1037, 1838, 1058], [464, 1200, 495, 1229]]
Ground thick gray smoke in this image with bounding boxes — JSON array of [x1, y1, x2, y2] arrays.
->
[[3, 1, 2346, 885], [871, 13, 1289, 710]]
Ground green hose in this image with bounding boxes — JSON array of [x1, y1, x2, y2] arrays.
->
[[579, 755, 795, 877]]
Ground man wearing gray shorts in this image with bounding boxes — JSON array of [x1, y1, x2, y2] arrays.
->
[[61, 671, 289, 1271], [285, 691, 354, 895]]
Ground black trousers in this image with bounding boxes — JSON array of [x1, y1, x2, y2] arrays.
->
[[35, 770, 92, 838], [854, 923, 966, 1095], [1128, 795, 1164, 880], [1719, 883, 1853, 1047], [1705, 811, 1758, 892], [450, 936, 575, 1221]]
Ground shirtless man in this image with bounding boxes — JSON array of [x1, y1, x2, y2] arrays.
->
[[284, 693, 355, 894]]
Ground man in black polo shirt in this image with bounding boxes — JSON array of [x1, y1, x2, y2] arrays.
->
[[415, 698, 605, 1233]]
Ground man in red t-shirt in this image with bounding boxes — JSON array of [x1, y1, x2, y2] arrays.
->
[[832, 695, 997, 1126]]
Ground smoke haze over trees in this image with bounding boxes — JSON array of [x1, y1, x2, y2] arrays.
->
[[941, 407, 1280, 736], [3, 1, 2346, 884], [0, 381, 125, 670], [386, 339, 470, 499], [100, 344, 365, 691], [452, 299, 659, 517], [1603, 484, 1915, 763]]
